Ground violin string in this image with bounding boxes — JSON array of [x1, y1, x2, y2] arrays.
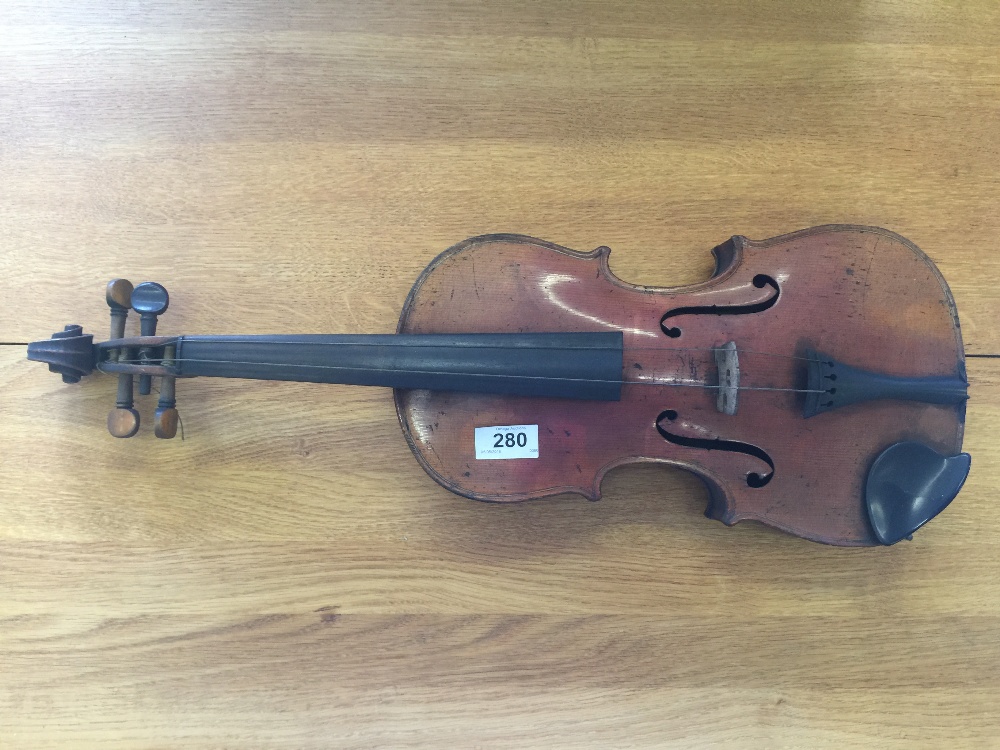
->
[[111, 334, 828, 362], [105, 357, 828, 395], [157, 337, 820, 363], [626, 346, 821, 362]]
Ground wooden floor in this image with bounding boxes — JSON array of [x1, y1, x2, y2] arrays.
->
[[2, 2, 999, 747]]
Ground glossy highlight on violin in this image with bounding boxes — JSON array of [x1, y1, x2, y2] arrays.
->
[[28, 225, 971, 547]]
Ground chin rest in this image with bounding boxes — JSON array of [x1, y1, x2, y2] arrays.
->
[[866, 442, 971, 545]]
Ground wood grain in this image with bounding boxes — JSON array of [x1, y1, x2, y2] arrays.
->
[[2, 2, 1000, 747]]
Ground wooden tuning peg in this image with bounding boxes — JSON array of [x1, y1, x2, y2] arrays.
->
[[106, 279, 139, 438], [154, 344, 178, 439], [108, 404, 141, 439], [109, 355, 140, 438], [154, 406, 179, 439], [106, 279, 134, 344]]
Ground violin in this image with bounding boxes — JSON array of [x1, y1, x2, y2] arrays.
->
[[28, 225, 971, 547]]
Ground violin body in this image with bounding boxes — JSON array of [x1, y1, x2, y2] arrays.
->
[[28, 224, 970, 546], [396, 226, 967, 546]]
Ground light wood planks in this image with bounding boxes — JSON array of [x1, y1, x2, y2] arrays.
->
[[2, 2, 999, 747]]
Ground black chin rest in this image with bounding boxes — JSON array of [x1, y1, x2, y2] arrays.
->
[[866, 442, 971, 545]]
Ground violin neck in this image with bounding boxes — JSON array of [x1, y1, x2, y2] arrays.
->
[[173, 332, 624, 401]]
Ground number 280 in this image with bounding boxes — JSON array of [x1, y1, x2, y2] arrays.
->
[[494, 432, 528, 448]]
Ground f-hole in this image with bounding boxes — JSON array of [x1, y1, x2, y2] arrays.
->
[[660, 274, 780, 338], [656, 410, 775, 488]]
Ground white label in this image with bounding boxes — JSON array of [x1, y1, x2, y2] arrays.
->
[[474, 424, 539, 460]]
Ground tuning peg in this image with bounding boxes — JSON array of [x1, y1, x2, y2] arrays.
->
[[154, 344, 178, 439], [154, 385, 179, 439], [106, 278, 134, 316], [154, 406, 179, 439], [106, 279, 133, 360], [106, 279, 139, 437], [108, 372, 140, 438], [108, 406, 141, 438], [131, 281, 169, 322], [131, 282, 169, 396]]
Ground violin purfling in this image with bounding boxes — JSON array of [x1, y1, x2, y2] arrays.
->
[[28, 225, 971, 546]]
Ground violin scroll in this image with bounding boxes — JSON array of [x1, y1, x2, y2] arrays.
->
[[27, 279, 180, 440], [26, 324, 95, 383]]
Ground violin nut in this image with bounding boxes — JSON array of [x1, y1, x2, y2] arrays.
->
[[108, 407, 140, 438], [154, 407, 179, 439]]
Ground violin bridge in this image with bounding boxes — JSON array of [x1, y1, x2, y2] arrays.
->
[[715, 341, 740, 416]]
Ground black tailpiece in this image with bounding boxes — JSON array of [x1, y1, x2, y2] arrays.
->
[[803, 350, 968, 418]]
